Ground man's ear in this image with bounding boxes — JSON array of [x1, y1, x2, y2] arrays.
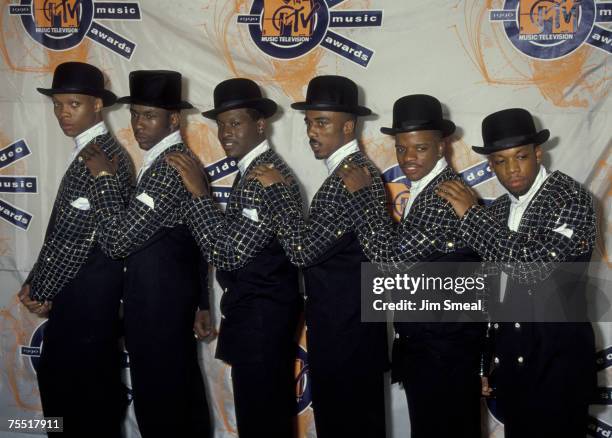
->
[[437, 138, 446, 158], [256, 118, 266, 134], [93, 97, 104, 113], [534, 145, 542, 165], [169, 111, 181, 130], [343, 117, 356, 136]]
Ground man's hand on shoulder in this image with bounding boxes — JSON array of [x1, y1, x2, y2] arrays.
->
[[336, 162, 372, 193], [165, 152, 210, 198], [79, 144, 118, 177], [247, 163, 291, 188]]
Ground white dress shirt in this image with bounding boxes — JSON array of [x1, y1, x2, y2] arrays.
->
[[403, 157, 448, 219], [70, 121, 108, 167], [237, 140, 270, 176], [325, 139, 360, 175], [137, 130, 183, 183]]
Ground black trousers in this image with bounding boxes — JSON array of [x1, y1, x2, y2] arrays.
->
[[37, 250, 125, 438], [398, 346, 481, 438], [492, 323, 596, 438], [310, 370, 386, 438], [123, 293, 210, 438], [231, 357, 296, 438], [500, 398, 589, 438]]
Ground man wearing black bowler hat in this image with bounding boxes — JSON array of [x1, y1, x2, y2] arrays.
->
[[165, 78, 302, 438], [17, 61, 133, 437], [336, 94, 485, 438], [251, 75, 389, 438], [437, 108, 597, 438], [78, 70, 211, 438]]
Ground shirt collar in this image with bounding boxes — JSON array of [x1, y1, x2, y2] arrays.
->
[[141, 130, 183, 170], [325, 139, 359, 175], [409, 157, 448, 193], [237, 140, 270, 175], [403, 157, 448, 218], [71, 121, 108, 163], [508, 165, 549, 207]]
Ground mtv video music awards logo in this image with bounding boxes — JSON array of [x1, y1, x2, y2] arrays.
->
[[8, 0, 142, 60], [237, 0, 383, 67], [0, 139, 37, 231], [490, 0, 612, 59], [20, 320, 47, 374]]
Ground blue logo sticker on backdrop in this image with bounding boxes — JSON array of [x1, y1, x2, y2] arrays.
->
[[490, 0, 612, 59], [0, 176, 38, 194], [0, 198, 33, 230], [20, 320, 47, 374], [595, 387, 612, 405], [596, 346, 612, 371], [8, 0, 141, 60], [206, 157, 239, 183], [0, 139, 36, 231], [459, 160, 496, 188], [211, 186, 232, 205], [0, 139, 31, 170], [237, 0, 383, 67], [588, 416, 612, 438], [295, 343, 312, 414]]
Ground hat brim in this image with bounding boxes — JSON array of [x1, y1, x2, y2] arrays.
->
[[380, 120, 456, 137], [471, 129, 550, 155], [37, 87, 117, 107], [116, 96, 194, 110], [201, 98, 277, 120], [291, 102, 372, 117]]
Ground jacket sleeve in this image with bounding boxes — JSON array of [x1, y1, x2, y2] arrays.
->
[[458, 187, 596, 283], [347, 186, 460, 267], [183, 180, 278, 271], [262, 175, 354, 267], [88, 160, 186, 258]]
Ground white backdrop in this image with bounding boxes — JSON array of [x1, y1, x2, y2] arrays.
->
[[0, 1, 610, 437]]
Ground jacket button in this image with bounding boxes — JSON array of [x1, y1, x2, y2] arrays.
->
[[514, 322, 521, 329], [123, 267, 127, 273], [223, 288, 228, 293], [517, 356, 524, 364], [493, 323, 499, 329], [221, 314, 226, 319], [395, 333, 400, 339], [494, 357, 500, 364]]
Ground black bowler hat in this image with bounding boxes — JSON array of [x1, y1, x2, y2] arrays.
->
[[291, 75, 371, 116], [472, 108, 550, 154], [37, 62, 117, 107], [201, 78, 277, 119], [380, 94, 455, 137], [117, 70, 193, 110]]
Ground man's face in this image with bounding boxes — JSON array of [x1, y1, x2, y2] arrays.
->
[[395, 130, 444, 182], [304, 110, 354, 160], [52, 93, 102, 138], [216, 108, 264, 160], [489, 144, 542, 196], [130, 104, 178, 151]]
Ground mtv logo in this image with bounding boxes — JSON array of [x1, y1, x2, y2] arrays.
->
[[519, 0, 579, 34], [262, 0, 318, 37], [34, 0, 80, 28]]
